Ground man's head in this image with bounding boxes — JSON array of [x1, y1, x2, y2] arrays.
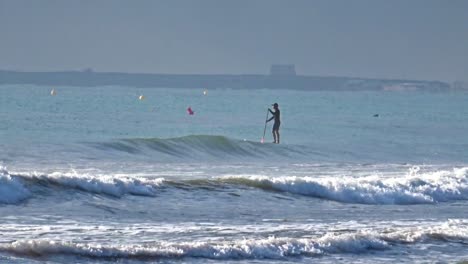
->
[[272, 103, 279, 109]]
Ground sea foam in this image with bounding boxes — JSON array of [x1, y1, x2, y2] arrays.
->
[[1, 220, 466, 260], [6, 168, 164, 198], [36, 171, 163, 197], [221, 167, 468, 204], [0, 235, 389, 259]]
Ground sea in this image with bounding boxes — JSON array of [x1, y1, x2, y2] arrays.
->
[[0, 84, 467, 263]]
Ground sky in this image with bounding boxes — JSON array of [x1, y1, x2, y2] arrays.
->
[[0, 0, 467, 82]]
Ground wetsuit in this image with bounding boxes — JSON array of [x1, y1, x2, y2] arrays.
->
[[268, 108, 281, 143], [269, 109, 280, 131]]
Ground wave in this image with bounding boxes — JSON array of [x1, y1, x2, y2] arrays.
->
[[2, 166, 467, 205], [0, 168, 31, 204], [0, 167, 164, 204], [90, 135, 312, 161], [1, 220, 466, 260], [0, 237, 387, 260], [220, 167, 468, 204]]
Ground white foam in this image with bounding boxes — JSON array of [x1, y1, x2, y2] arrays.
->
[[2, 220, 466, 260], [0, 236, 383, 259], [222, 167, 468, 204], [0, 167, 31, 204], [11, 169, 164, 197], [391, 219, 468, 243]]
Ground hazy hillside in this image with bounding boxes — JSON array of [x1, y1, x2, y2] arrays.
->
[[0, 70, 451, 91]]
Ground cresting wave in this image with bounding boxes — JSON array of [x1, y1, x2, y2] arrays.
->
[[0, 167, 164, 203], [1, 220, 466, 260], [0, 168, 31, 204], [221, 167, 468, 204], [1, 166, 467, 205], [91, 135, 310, 160]]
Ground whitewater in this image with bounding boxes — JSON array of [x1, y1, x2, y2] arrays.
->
[[1, 85, 468, 263]]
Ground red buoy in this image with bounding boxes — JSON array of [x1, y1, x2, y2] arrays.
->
[[187, 107, 194, 115]]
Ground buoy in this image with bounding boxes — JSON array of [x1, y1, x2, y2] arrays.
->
[[187, 106, 194, 115], [139, 95, 145, 100], [50, 89, 56, 96], [203, 90, 208, 95]]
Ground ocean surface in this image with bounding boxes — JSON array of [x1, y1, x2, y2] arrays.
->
[[0, 85, 467, 263]]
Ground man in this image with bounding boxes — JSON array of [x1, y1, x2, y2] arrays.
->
[[267, 103, 281, 144]]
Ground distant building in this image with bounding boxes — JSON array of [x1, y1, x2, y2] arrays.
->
[[453, 81, 468, 90], [383, 83, 419, 92], [270, 64, 296, 76]]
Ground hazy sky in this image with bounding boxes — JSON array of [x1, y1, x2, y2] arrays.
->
[[1, 0, 467, 81]]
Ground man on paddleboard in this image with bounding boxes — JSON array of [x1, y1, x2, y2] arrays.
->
[[267, 103, 281, 144]]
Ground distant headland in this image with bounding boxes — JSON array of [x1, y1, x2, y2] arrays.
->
[[0, 65, 459, 91]]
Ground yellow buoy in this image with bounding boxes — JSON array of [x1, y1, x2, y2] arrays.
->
[[139, 95, 145, 100], [50, 89, 56, 96]]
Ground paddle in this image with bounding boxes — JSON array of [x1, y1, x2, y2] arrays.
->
[[261, 109, 269, 143]]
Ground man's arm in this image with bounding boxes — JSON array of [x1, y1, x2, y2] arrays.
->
[[266, 116, 274, 122], [268, 108, 275, 115]]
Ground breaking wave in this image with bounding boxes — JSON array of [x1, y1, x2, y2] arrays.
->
[[0, 168, 31, 204], [220, 167, 468, 204], [2, 166, 468, 205], [0, 167, 164, 203], [1, 220, 466, 260]]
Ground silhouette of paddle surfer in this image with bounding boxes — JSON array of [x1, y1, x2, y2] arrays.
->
[[266, 103, 281, 144]]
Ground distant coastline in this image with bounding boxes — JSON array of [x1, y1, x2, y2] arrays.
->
[[0, 70, 455, 91]]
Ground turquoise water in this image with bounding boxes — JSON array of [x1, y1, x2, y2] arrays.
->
[[0, 85, 467, 263]]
